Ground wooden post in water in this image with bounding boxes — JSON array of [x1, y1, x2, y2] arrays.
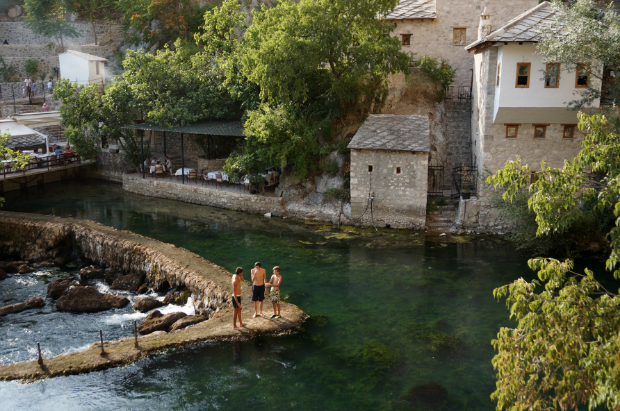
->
[[37, 342, 43, 366], [134, 320, 138, 348], [99, 330, 106, 355]]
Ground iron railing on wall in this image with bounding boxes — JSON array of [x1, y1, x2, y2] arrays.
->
[[445, 86, 472, 101], [1, 154, 83, 179], [451, 165, 478, 199]]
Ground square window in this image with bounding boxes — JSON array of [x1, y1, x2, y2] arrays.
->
[[576, 63, 590, 88], [401, 34, 411, 46], [453, 28, 466, 46], [396, 167, 401, 174], [545, 63, 560, 88], [516, 63, 531, 88], [563, 125, 576, 139], [534, 125, 547, 139], [506, 125, 518, 138], [368, 165, 373, 172]]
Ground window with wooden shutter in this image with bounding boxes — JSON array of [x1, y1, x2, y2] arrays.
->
[[516, 63, 531, 88], [453, 29, 466, 46]]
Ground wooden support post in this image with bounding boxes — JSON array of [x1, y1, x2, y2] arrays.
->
[[99, 329, 106, 355], [134, 320, 138, 348], [181, 133, 185, 185], [37, 342, 43, 366], [141, 130, 145, 179]]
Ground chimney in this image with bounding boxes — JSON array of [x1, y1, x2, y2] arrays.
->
[[478, 8, 492, 40]]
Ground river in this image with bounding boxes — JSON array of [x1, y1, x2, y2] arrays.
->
[[0, 180, 605, 410]]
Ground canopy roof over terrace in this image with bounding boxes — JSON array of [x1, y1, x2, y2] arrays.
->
[[123, 121, 245, 136], [0, 119, 49, 152]]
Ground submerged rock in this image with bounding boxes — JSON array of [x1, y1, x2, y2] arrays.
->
[[0, 296, 45, 316], [169, 314, 208, 332], [79, 265, 104, 281], [133, 297, 164, 313], [138, 311, 187, 335], [0, 269, 6, 281], [57, 286, 129, 313], [111, 274, 143, 292], [403, 381, 448, 406], [47, 280, 81, 299]]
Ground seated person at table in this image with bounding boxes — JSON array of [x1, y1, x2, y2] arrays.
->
[[164, 156, 172, 172], [143, 157, 150, 172], [150, 157, 157, 173], [53, 145, 63, 155]]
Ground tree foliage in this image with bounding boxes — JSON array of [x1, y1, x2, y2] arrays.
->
[[118, 0, 212, 50], [487, 113, 620, 410], [0, 133, 33, 207], [23, 0, 79, 49]]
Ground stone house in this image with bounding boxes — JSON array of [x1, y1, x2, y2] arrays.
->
[[385, 0, 538, 88], [348, 115, 430, 229], [59, 50, 108, 86], [460, 1, 603, 231]]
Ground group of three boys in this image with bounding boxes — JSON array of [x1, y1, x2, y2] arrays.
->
[[230, 262, 282, 330]]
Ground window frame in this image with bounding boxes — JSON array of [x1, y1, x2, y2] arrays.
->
[[545, 62, 560, 88], [515, 62, 531, 88], [562, 124, 576, 139], [505, 124, 519, 139], [401, 34, 412, 46], [452, 28, 466, 46], [576, 63, 590, 88], [533, 124, 548, 139]]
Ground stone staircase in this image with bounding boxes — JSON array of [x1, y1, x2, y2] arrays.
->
[[425, 201, 458, 232], [443, 100, 473, 190]]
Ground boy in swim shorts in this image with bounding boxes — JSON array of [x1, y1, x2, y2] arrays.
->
[[251, 262, 267, 318], [265, 266, 282, 319], [232, 267, 246, 329]]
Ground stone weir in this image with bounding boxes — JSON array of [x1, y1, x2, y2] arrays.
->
[[0, 211, 308, 381]]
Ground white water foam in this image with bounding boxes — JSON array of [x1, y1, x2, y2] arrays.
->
[[159, 295, 196, 316]]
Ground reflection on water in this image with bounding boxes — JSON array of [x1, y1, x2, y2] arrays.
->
[[0, 180, 574, 410]]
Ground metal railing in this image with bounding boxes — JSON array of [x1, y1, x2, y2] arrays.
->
[[445, 86, 472, 101], [451, 165, 478, 199], [1, 153, 83, 179]]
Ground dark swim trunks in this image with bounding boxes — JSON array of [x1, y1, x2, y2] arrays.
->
[[252, 285, 265, 302], [232, 295, 241, 308]]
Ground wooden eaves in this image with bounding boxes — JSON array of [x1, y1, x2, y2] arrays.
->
[[467, 41, 496, 53]]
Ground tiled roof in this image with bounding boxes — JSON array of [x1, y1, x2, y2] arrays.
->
[[348, 115, 430, 152], [66, 50, 108, 62], [124, 121, 245, 136], [385, 0, 437, 20], [465, 1, 557, 51]]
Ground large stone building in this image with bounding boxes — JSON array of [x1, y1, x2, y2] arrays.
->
[[385, 0, 538, 87], [348, 115, 430, 229], [460, 1, 603, 231]]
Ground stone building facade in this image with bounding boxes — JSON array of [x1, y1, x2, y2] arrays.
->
[[463, 2, 597, 232], [385, 0, 538, 87], [349, 115, 430, 229]]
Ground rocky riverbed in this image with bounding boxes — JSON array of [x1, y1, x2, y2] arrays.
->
[[0, 211, 308, 381]]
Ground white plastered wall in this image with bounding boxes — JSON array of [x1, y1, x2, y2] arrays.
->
[[59, 53, 89, 84]]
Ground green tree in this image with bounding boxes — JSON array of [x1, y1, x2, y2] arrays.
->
[[487, 113, 620, 410], [0, 133, 33, 207], [23, 0, 79, 49], [69, 0, 116, 44], [118, 0, 213, 50], [217, 0, 410, 181], [24, 59, 39, 77]]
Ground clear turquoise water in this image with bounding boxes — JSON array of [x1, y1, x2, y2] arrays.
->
[[0, 180, 600, 410]]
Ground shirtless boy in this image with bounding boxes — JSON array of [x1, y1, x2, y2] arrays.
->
[[265, 266, 282, 319], [231, 267, 246, 329], [251, 262, 267, 318]]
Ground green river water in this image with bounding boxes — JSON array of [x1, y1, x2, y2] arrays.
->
[[0, 180, 605, 410]]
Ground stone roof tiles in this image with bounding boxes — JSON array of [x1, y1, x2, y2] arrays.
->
[[385, 0, 437, 20], [348, 115, 430, 152], [66, 49, 108, 62], [465, 1, 558, 51]]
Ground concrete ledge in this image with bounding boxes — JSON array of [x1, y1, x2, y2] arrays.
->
[[122, 173, 285, 215], [0, 212, 308, 381]]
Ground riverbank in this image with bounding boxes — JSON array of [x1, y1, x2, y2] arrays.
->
[[0, 211, 308, 381]]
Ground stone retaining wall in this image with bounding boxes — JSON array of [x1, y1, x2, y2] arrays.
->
[[0, 22, 120, 46], [123, 174, 285, 216]]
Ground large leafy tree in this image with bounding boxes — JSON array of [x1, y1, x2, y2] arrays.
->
[[488, 113, 620, 410], [212, 0, 410, 181], [118, 0, 213, 50], [23, 0, 79, 49], [0, 133, 32, 207], [69, 0, 117, 44]]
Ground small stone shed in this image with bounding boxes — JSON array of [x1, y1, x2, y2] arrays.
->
[[348, 114, 430, 229]]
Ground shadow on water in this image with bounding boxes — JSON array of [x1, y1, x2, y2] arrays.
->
[[0, 180, 607, 411]]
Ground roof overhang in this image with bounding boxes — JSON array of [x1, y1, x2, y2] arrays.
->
[[123, 121, 245, 137]]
